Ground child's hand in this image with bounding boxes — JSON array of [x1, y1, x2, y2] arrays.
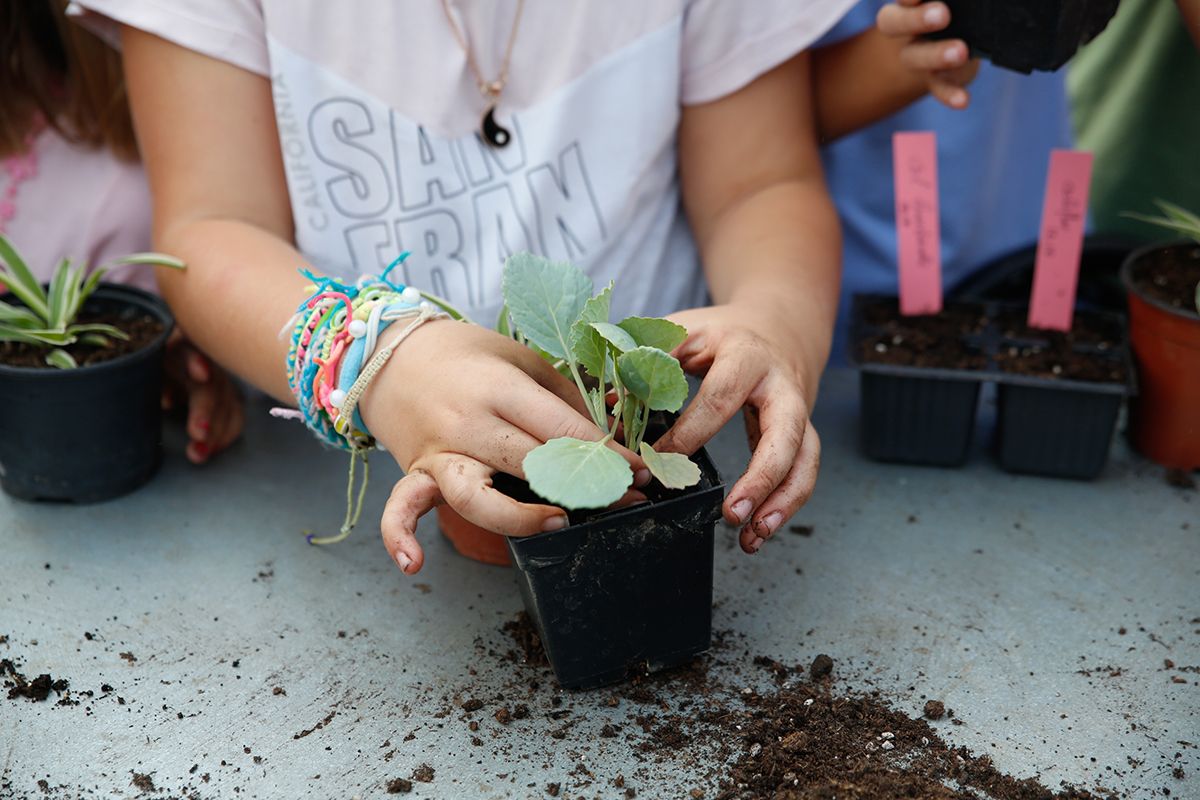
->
[[653, 305, 821, 556], [359, 319, 646, 576], [162, 331, 244, 464], [876, 0, 980, 109]]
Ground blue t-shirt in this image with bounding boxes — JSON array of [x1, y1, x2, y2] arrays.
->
[[820, 2, 1073, 360]]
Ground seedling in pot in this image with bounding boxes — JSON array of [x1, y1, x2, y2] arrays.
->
[[0, 234, 184, 368], [497, 253, 700, 510]]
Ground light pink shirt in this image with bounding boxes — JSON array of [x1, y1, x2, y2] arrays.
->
[[74, 0, 852, 325], [1, 126, 155, 291]]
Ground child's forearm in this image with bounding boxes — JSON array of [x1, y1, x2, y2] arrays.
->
[[153, 217, 309, 404], [812, 28, 927, 143]]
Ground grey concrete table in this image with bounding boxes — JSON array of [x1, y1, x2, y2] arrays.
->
[[1, 370, 1196, 799]]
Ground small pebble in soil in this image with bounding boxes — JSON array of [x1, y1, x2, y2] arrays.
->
[[881, 741, 895, 751], [386, 778, 412, 793], [810, 654, 834, 680], [923, 700, 946, 720]]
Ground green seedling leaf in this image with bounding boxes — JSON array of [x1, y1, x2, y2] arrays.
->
[[47, 259, 72, 330], [589, 322, 637, 353], [69, 323, 130, 341], [616, 346, 689, 412], [78, 333, 112, 348], [502, 252, 592, 360], [617, 316, 687, 353], [568, 284, 612, 378], [522, 437, 632, 510], [639, 443, 701, 490], [45, 349, 77, 369], [0, 327, 74, 345]]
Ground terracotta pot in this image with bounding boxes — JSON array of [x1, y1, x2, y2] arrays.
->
[[1121, 243, 1200, 469], [435, 506, 511, 566]]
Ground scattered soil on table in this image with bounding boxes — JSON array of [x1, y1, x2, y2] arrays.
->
[[494, 615, 1114, 800], [1129, 244, 1200, 316], [925, 699, 947, 719], [1, 658, 68, 702], [787, 524, 813, 537], [502, 612, 550, 668], [0, 312, 163, 369], [857, 300, 988, 370], [411, 764, 435, 783]]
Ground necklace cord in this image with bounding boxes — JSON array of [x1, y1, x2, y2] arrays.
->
[[441, 0, 526, 100]]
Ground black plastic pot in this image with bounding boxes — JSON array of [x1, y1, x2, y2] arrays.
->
[[993, 312, 1134, 480], [850, 294, 1135, 479], [504, 436, 724, 690], [932, 0, 1120, 73], [0, 285, 174, 502]]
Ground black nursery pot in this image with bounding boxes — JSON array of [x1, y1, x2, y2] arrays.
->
[[850, 296, 987, 467], [992, 310, 1135, 480], [932, 0, 1120, 73], [504, 434, 724, 690], [0, 285, 174, 503]]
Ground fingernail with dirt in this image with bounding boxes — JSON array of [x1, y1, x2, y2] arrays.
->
[[395, 552, 412, 573], [731, 499, 752, 524], [756, 512, 782, 537], [749, 537, 764, 553], [541, 515, 568, 532]]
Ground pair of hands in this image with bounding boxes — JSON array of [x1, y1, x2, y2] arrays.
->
[[359, 303, 818, 575], [879, 0, 980, 109]]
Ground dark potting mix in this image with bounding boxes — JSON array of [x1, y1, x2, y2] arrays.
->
[[1128, 244, 1200, 315], [0, 311, 163, 369]]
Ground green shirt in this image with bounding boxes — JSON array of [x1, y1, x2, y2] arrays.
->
[[1069, 0, 1200, 241]]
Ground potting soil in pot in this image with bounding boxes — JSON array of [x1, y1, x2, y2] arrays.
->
[[0, 311, 164, 369], [1127, 243, 1200, 315], [993, 309, 1130, 383], [856, 299, 989, 369]]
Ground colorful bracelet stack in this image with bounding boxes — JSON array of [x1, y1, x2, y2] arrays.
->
[[276, 253, 458, 544]]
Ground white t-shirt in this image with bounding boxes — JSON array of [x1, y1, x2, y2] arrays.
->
[[73, 0, 852, 327]]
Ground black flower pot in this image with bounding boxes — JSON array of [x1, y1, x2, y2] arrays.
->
[[932, 0, 1120, 73], [0, 285, 174, 502], [504, 433, 724, 690]]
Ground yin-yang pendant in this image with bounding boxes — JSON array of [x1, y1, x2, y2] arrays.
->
[[481, 106, 511, 148]]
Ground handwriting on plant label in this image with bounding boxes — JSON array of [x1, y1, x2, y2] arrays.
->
[[1028, 150, 1093, 331], [893, 132, 942, 316]]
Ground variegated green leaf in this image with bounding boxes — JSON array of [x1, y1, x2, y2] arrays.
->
[[45, 349, 78, 369], [0, 234, 50, 321]]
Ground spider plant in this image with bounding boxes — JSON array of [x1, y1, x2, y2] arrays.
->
[[0, 234, 184, 368]]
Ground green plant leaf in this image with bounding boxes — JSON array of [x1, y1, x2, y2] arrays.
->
[[46, 259, 72, 330], [567, 284, 612, 377], [1123, 199, 1200, 244], [0, 234, 50, 321], [78, 333, 112, 348], [638, 443, 701, 490], [45, 349, 77, 369], [68, 322, 130, 340], [589, 322, 637, 353], [616, 346, 689, 412], [0, 301, 42, 328], [0, 327, 74, 345], [617, 317, 687, 353], [522, 437, 632, 510], [108, 252, 186, 270], [501, 252, 592, 360]]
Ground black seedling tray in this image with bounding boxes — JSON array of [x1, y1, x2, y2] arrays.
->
[[851, 294, 1136, 479], [504, 436, 723, 690], [930, 0, 1120, 73]]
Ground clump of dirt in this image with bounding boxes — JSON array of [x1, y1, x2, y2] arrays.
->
[[809, 654, 833, 680], [386, 777, 413, 793], [924, 699, 947, 720], [502, 612, 549, 668], [1, 658, 68, 702], [412, 764, 435, 783], [130, 772, 156, 793]]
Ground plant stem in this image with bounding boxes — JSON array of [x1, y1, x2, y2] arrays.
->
[[566, 359, 607, 431]]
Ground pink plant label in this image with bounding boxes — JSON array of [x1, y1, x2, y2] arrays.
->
[[1028, 149, 1093, 331], [893, 131, 942, 316]]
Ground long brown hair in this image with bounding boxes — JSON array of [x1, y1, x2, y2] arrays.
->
[[0, 0, 138, 160]]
